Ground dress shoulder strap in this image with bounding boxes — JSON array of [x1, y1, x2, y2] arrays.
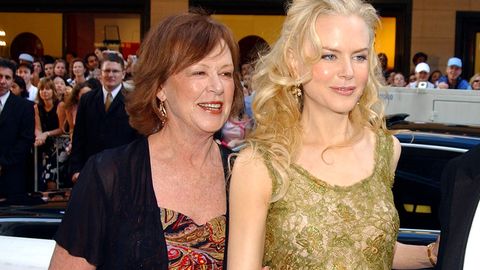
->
[[375, 129, 395, 187]]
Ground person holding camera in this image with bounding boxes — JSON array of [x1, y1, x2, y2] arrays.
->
[[407, 62, 436, 89]]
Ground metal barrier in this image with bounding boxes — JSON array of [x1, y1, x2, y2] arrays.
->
[[33, 134, 70, 192]]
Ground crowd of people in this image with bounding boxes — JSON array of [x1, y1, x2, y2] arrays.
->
[[1, 44, 255, 194], [0, 47, 139, 197], [380, 51, 480, 90], [1, 0, 479, 269]]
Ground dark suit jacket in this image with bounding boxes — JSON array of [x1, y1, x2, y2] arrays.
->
[[437, 144, 480, 269], [0, 92, 35, 198], [69, 86, 138, 175]]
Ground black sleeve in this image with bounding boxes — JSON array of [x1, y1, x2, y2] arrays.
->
[[54, 156, 108, 266], [0, 100, 34, 166], [69, 95, 88, 174]]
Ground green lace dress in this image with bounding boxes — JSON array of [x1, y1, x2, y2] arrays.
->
[[262, 131, 399, 269]]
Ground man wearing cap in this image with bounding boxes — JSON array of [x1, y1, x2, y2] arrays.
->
[[18, 53, 34, 65], [408, 62, 435, 88], [437, 57, 472, 90]]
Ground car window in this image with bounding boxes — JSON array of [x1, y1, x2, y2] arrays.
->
[[393, 144, 463, 230]]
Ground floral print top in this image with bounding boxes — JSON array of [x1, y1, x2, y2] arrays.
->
[[161, 208, 226, 269]]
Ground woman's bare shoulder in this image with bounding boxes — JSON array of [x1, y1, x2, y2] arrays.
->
[[231, 146, 272, 200]]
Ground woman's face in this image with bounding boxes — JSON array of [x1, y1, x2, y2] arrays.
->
[[39, 87, 54, 101], [53, 77, 67, 96], [72, 61, 86, 77], [11, 82, 23, 96], [33, 62, 42, 75], [157, 41, 235, 134], [472, 76, 480, 90], [300, 14, 369, 116], [393, 73, 405, 87], [430, 71, 441, 83], [54, 62, 66, 76], [409, 74, 416, 83]]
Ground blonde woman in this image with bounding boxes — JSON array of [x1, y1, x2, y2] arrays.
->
[[228, 0, 437, 269], [469, 73, 480, 90]]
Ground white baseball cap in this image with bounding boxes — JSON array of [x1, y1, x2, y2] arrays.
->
[[415, 62, 430, 73], [18, 53, 34, 63]]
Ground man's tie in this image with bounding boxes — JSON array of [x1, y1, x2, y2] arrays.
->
[[0, 100, 3, 115], [105, 93, 113, 112]]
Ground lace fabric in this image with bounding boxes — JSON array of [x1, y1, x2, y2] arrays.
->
[[262, 131, 399, 269]]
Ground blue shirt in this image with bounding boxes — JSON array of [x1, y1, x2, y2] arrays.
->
[[437, 75, 472, 90], [244, 92, 254, 119]]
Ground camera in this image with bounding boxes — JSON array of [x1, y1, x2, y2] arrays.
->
[[418, 81, 428, 89]]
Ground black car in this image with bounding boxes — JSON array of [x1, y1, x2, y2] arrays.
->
[[1, 124, 480, 267], [391, 122, 480, 245]]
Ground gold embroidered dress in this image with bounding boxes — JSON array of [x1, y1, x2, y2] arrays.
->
[[262, 131, 399, 269]]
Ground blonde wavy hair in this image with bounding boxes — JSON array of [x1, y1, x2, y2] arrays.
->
[[248, 0, 387, 201]]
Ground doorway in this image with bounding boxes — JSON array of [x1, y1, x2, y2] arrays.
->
[[455, 12, 480, 80], [10, 32, 44, 60]]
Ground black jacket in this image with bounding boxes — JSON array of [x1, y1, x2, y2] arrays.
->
[[69, 86, 138, 175], [56, 137, 232, 269], [0, 92, 34, 198], [437, 145, 480, 269]]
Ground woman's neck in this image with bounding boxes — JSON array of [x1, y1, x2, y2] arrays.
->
[[301, 106, 354, 146], [75, 75, 85, 82], [43, 99, 54, 109], [149, 124, 217, 168]]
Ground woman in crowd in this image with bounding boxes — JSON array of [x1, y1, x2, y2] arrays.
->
[[34, 77, 65, 190], [220, 107, 252, 150], [67, 58, 88, 87], [392, 72, 406, 87], [228, 0, 437, 269], [53, 59, 68, 79], [407, 72, 416, 84], [64, 81, 92, 152], [469, 73, 480, 90], [11, 75, 29, 98], [51, 75, 73, 184], [49, 11, 243, 269], [53, 75, 69, 102], [32, 58, 44, 87], [429, 69, 442, 86]]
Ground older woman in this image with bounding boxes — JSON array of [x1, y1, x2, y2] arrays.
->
[[48, 12, 243, 269], [228, 0, 437, 269]]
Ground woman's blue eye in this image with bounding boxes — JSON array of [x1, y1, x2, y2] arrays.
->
[[321, 54, 336, 61], [354, 55, 368, 62]]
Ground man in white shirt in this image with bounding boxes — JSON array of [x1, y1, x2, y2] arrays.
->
[[16, 63, 38, 102], [407, 62, 436, 89], [437, 145, 480, 269], [69, 53, 138, 183]]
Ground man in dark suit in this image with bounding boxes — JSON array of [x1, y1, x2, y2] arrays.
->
[[69, 53, 138, 182], [437, 144, 480, 269], [0, 58, 35, 203]]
